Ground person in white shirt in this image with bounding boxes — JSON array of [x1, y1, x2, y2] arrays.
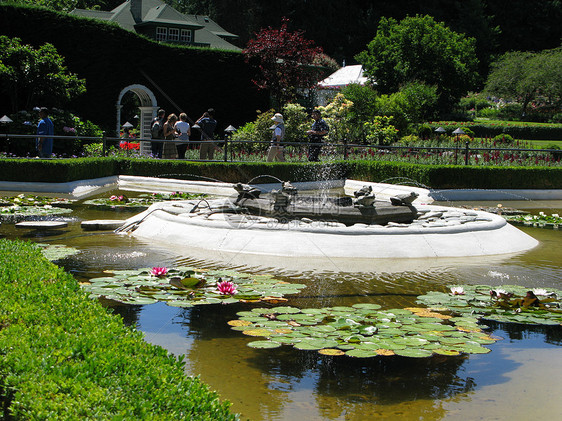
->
[[267, 113, 285, 162], [174, 113, 191, 159]]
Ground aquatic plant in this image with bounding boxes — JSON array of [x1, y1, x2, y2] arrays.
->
[[84, 192, 206, 210], [37, 243, 80, 261], [150, 267, 168, 277], [0, 204, 73, 222], [228, 304, 500, 358], [416, 284, 562, 325], [82, 267, 306, 307], [216, 280, 237, 295], [505, 212, 561, 228], [450, 286, 464, 295], [0, 194, 74, 207]]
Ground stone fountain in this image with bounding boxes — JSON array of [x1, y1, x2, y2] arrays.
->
[[117, 180, 539, 260]]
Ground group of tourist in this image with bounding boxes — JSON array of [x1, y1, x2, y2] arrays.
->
[[267, 109, 329, 162], [150, 108, 217, 160], [34, 106, 329, 162]]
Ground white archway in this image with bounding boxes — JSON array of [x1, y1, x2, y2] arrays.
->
[[116, 84, 158, 155]]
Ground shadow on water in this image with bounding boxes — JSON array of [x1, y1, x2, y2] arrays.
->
[[120, 301, 541, 421]]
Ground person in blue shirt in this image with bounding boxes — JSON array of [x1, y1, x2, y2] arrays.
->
[[196, 108, 217, 160], [36, 107, 54, 158]]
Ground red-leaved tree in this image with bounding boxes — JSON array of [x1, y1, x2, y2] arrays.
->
[[243, 18, 323, 106]]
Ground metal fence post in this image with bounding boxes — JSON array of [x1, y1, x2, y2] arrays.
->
[[343, 138, 348, 160], [465, 141, 470, 165], [224, 137, 228, 162], [102, 131, 107, 157]]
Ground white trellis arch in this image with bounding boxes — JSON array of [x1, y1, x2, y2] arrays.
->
[[116, 84, 158, 155]]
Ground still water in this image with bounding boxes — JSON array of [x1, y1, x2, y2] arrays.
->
[[1, 195, 561, 420]]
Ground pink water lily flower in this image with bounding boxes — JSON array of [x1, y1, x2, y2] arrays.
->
[[151, 267, 169, 277], [450, 286, 465, 295], [217, 280, 237, 295]]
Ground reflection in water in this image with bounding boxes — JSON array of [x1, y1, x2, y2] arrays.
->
[[1, 197, 561, 420]]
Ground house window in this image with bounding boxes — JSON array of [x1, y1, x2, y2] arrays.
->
[[156, 27, 167, 42], [169, 28, 180, 42], [181, 29, 192, 43]]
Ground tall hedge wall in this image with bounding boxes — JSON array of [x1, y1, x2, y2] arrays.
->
[[0, 4, 268, 132], [1, 158, 560, 189], [428, 122, 562, 141]]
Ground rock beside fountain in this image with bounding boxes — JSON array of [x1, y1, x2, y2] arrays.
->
[[81, 220, 125, 231], [15, 221, 68, 229]]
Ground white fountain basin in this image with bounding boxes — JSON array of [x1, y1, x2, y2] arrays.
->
[[120, 199, 539, 259]]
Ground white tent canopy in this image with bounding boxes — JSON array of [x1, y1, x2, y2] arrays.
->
[[318, 65, 368, 89], [316, 65, 369, 105]]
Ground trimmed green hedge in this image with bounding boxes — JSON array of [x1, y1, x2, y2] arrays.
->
[[2, 158, 560, 189], [428, 122, 562, 141], [343, 160, 562, 189], [0, 239, 236, 419], [0, 158, 121, 182]]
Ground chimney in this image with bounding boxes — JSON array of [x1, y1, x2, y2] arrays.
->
[[131, 0, 142, 23]]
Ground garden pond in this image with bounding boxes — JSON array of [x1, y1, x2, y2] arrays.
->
[[0, 190, 561, 420]]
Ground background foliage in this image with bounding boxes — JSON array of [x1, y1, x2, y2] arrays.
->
[[0, 4, 268, 132]]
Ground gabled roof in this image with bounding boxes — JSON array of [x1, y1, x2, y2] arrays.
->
[[70, 0, 240, 50], [107, 0, 202, 31], [185, 14, 238, 40], [318, 65, 369, 89]]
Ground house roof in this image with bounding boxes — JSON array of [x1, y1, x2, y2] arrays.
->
[[70, 0, 240, 50], [185, 14, 238, 40], [318, 65, 369, 89]]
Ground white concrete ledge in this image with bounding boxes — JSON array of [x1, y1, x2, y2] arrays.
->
[[430, 188, 562, 201], [0, 176, 118, 199], [1, 175, 559, 202]]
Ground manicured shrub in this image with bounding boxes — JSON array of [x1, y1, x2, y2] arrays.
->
[[0, 239, 236, 419], [492, 133, 514, 144]]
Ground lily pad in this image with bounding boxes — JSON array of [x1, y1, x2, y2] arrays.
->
[[229, 304, 500, 358], [394, 348, 433, 358], [247, 340, 281, 349], [416, 284, 562, 326], [82, 267, 306, 307], [38, 244, 80, 261], [318, 348, 345, 356]]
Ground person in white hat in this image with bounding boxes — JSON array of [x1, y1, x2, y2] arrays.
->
[[267, 113, 285, 162]]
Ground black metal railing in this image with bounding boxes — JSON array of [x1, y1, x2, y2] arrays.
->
[[0, 133, 560, 166]]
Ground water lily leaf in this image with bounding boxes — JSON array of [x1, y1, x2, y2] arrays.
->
[[121, 296, 158, 305], [228, 320, 253, 327], [352, 303, 382, 310], [375, 349, 395, 356], [166, 301, 194, 308], [345, 349, 377, 358], [394, 348, 433, 358], [247, 340, 281, 349], [272, 306, 301, 314], [242, 328, 272, 337], [456, 345, 491, 354], [318, 348, 345, 356], [433, 349, 461, 356]]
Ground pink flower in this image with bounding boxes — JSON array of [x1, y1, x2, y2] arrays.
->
[[450, 286, 465, 295], [109, 195, 118, 201], [151, 267, 169, 277], [216, 280, 237, 295]]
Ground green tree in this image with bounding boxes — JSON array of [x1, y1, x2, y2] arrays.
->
[[0, 36, 86, 112], [484, 47, 562, 116], [356, 15, 480, 114]]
